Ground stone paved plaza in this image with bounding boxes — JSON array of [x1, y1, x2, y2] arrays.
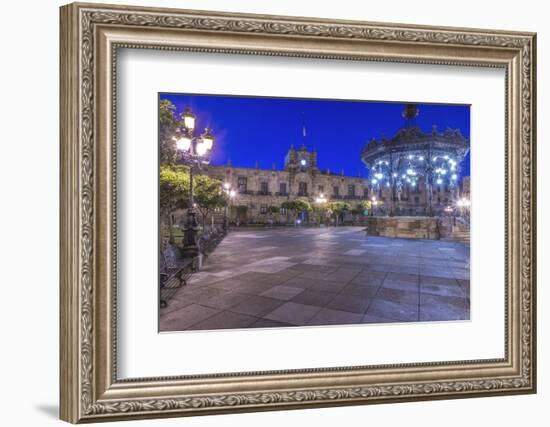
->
[[160, 227, 470, 332]]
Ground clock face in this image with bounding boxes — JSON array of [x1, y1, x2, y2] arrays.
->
[[300, 159, 307, 166]]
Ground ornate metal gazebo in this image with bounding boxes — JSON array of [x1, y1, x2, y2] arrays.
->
[[361, 104, 469, 216]]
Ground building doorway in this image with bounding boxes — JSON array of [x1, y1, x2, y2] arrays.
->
[[231, 205, 248, 226]]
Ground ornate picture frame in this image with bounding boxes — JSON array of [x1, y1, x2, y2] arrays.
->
[[60, 2, 536, 423]]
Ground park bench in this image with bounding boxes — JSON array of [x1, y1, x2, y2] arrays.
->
[[159, 259, 193, 308]]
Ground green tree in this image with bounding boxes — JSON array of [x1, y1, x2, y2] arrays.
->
[[268, 205, 280, 214], [159, 99, 179, 165], [349, 202, 369, 223], [159, 165, 189, 243], [281, 199, 312, 224], [311, 202, 329, 225], [193, 175, 228, 227], [358, 200, 383, 216], [326, 201, 351, 225], [351, 201, 370, 219], [266, 205, 280, 225], [358, 201, 371, 211]]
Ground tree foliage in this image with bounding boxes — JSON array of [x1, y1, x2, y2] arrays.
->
[[326, 201, 351, 216], [280, 199, 312, 213], [324, 201, 351, 225], [159, 164, 189, 244], [159, 165, 189, 214], [160, 165, 229, 230], [193, 175, 228, 225], [159, 99, 180, 165], [268, 205, 280, 214], [350, 201, 369, 215], [357, 201, 371, 210]]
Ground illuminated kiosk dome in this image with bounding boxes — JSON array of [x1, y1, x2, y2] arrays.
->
[[361, 104, 469, 218]]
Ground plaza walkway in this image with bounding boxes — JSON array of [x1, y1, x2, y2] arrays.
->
[[160, 226, 470, 332]]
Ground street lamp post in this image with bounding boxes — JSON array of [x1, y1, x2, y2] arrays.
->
[[173, 107, 215, 258], [314, 193, 327, 226], [222, 182, 236, 231]]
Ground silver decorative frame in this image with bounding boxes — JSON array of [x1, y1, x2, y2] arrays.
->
[[60, 2, 536, 423]]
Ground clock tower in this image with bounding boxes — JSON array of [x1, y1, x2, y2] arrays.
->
[[284, 143, 318, 173]]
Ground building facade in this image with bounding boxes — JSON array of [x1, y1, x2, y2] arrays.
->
[[195, 144, 464, 225]]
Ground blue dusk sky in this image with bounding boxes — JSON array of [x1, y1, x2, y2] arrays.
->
[[159, 93, 470, 178]]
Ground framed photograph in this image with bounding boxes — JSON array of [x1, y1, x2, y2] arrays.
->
[[60, 2, 537, 423]]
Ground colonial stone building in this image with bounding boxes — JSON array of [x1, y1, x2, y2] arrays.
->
[[197, 144, 465, 225], [200, 144, 368, 224]]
